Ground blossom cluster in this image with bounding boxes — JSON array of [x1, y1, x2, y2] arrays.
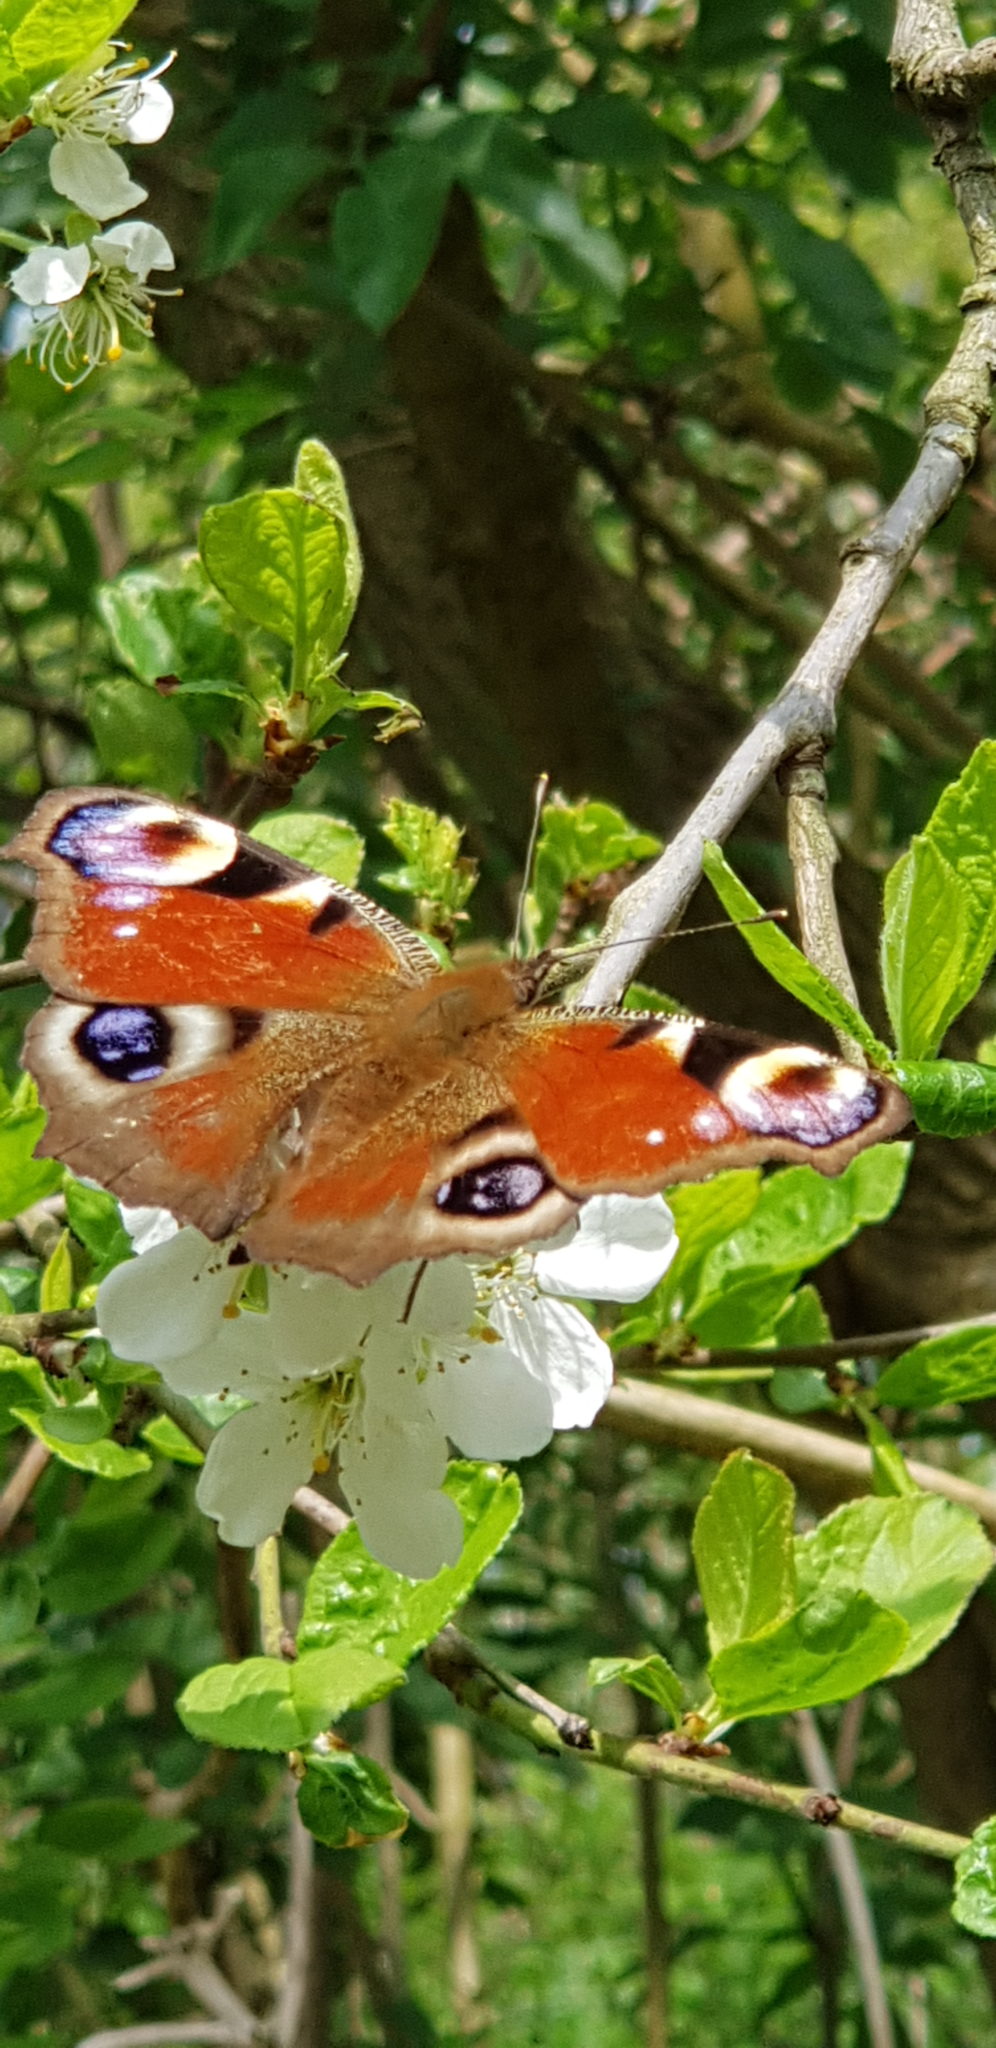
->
[[5, 46, 176, 387], [98, 1196, 678, 1581]]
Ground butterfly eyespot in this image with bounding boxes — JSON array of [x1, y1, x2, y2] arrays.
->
[[435, 1156, 552, 1218], [74, 1004, 171, 1084], [193, 842, 289, 900]]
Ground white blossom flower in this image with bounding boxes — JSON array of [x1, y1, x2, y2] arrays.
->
[[8, 223, 176, 387], [32, 49, 175, 147], [97, 1196, 676, 1579], [31, 50, 174, 220]]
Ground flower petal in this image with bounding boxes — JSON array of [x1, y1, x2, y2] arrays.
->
[[261, 1269, 371, 1372], [119, 78, 173, 144], [49, 135, 146, 218], [535, 1193, 677, 1302], [97, 1227, 236, 1365], [492, 1293, 612, 1430], [119, 1204, 179, 1255], [92, 220, 174, 276], [9, 243, 90, 306], [196, 1395, 318, 1546], [427, 1337, 554, 1458], [339, 1345, 458, 1577]]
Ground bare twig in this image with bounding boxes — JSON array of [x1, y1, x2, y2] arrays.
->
[[0, 1306, 96, 1352], [0, 956, 39, 989], [74, 2028, 252, 2048], [793, 1711, 896, 2048], [424, 1628, 968, 1861], [0, 1435, 50, 1536], [653, 1306, 996, 1369], [599, 1379, 996, 1533], [780, 744, 865, 1061]]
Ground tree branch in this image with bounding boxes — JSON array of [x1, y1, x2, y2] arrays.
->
[[599, 1378, 996, 1533], [424, 1627, 968, 1862]]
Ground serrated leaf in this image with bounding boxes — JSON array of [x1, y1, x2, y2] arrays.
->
[[298, 1747, 409, 1848], [692, 1452, 796, 1656], [199, 486, 353, 677], [881, 835, 969, 1057], [687, 1146, 910, 1347], [710, 1590, 908, 1720], [251, 811, 363, 886], [0, 0, 132, 105], [875, 1325, 996, 1409], [39, 1230, 72, 1313], [795, 1494, 992, 1677], [893, 1059, 996, 1136], [954, 1819, 996, 1935], [587, 1653, 684, 1725], [298, 1462, 522, 1662], [141, 1413, 204, 1464], [177, 1647, 405, 1752], [528, 800, 661, 947], [701, 842, 887, 1059], [915, 741, 996, 1007]]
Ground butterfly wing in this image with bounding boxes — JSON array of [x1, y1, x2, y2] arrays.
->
[[11, 789, 438, 1237], [231, 1003, 909, 1284]]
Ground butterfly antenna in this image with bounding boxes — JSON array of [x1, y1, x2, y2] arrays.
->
[[513, 772, 550, 960]]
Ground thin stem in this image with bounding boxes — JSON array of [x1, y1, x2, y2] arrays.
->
[[253, 1534, 285, 1658], [600, 1379, 996, 1534], [0, 1435, 51, 1537], [794, 1712, 895, 2048], [652, 1306, 996, 1369], [780, 745, 864, 1063], [424, 1629, 968, 1863]]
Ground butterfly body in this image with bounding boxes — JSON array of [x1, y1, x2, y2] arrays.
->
[[9, 790, 910, 1285]]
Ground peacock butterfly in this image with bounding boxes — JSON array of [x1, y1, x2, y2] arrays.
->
[[9, 789, 910, 1286]]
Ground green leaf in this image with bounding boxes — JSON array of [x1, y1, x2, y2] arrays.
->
[[687, 1146, 910, 1348], [64, 1177, 133, 1281], [200, 485, 355, 678], [293, 439, 363, 646], [44, 1508, 184, 1616], [12, 1407, 151, 1479], [734, 190, 899, 380], [298, 1462, 522, 1663], [895, 1059, 996, 1135], [88, 676, 197, 801], [795, 1495, 992, 1677], [0, 1559, 40, 1645], [98, 563, 243, 687], [587, 1653, 685, 1726], [701, 842, 887, 1060], [0, 0, 132, 107], [39, 1230, 72, 1313], [297, 1747, 409, 1848], [37, 1798, 197, 1864], [710, 1590, 908, 1721], [467, 120, 627, 301], [251, 810, 363, 886], [1, 1646, 144, 1728], [692, 1452, 796, 1656], [529, 800, 660, 948], [332, 143, 452, 333], [875, 1325, 996, 1409], [911, 740, 996, 1012], [177, 1647, 405, 1752], [378, 798, 477, 931], [141, 1413, 205, 1465], [0, 1350, 48, 1434], [954, 1818, 996, 1936], [881, 837, 969, 1058], [651, 1172, 762, 1322], [205, 141, 329, 274], [0, 1083, 63, 1218], [546, 92, 675, 173], [865, 1412, 917, 1498]]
